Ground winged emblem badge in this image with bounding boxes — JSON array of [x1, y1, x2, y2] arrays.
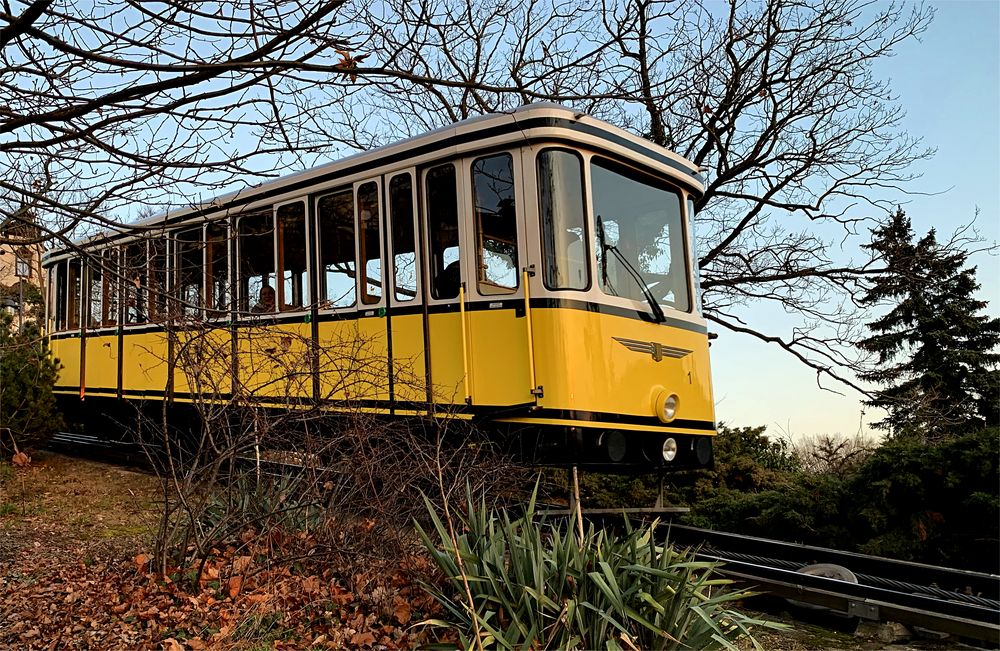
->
[[613, 337, 692, 362]]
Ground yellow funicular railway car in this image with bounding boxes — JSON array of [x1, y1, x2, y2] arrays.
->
[[43, 103, 716, 470]]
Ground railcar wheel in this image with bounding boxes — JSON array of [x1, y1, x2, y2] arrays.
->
[[787, 563, 861, 632]]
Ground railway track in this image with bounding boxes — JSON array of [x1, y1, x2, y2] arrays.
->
[[664, 523, 1000, 645]]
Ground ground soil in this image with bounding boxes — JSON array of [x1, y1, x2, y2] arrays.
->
[[0, 452, 983, 650]]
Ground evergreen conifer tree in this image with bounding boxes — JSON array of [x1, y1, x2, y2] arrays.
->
[[858, 209, 1000, 439]]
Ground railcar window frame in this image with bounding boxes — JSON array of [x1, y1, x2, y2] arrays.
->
[[424, 163, 462, 302], [236, 209, 277, 316], [537, 148, 590, 292], [356, 179, 384, 306], [52, 260, 68, 331], [122, 240, 147, 325], [315, 187, 358, 311], [85, 254, 103, 330], [275, 200, 309, 313], [388, 171, 419, 304], [685, 194, 701, 313], [175, 227, 204, 320], [68, 257, 82, 330], [205, 222, 230, 319], [101, 248, 121, 327], [471, 152, 520, 296], [147, 236, 170, 322], [589, 155, 692, 314]]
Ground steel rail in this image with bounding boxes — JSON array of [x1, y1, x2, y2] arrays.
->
[[666, 523, 999, 599], [711, 550, 999, 610], [698, 554, 1000, 644]]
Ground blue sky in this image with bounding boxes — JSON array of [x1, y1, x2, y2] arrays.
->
[[710, 0, 1000, 441]]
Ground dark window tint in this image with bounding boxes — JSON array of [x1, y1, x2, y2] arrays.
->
[[425, 164, 460, 299], [389, 174, 417, 302], [68, 259, 81, 329], [124, 242, 147, 324], [472, 154, 518, 292], [317, 190, 356, 309], [206, 224, 229, 318], [54, 262, 68, 330], [277, 203, 307, 311], [176, 228, 203, 319], [358, 182, 382, 305], [538, 150, 588, 290], [148, 238, 169, 321], [238, 211, 276, 314], [102, 249, 120, 326]]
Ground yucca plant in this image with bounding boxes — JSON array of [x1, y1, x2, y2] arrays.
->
[[416, 487, 783, 650]]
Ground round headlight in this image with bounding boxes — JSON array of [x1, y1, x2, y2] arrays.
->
[[662, 437, 678, 462], [652, 389, 680, 423], [663, 394, 678, 421]]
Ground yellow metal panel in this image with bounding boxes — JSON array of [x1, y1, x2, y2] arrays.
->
[[121, 331, 170, 394], [354, 315, 389, 403], [427, 311, 466, 405], [237, 322, 313, 401], [172, 328, 233, 397], [51, 337, 81, 390], [389, 312, 426, 405], [530, 308, 715, 425], [468, 308, 532, 406], [316, 317, 389, 403], [83, 333, 118, 392]]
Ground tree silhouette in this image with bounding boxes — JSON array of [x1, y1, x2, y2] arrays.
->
[[858, 209, 1000, 439]]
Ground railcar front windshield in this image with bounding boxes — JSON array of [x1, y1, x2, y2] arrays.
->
[[591, 158, 690, 313]]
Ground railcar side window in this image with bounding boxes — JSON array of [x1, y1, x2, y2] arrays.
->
[[238, 211, 276, 314], [277, 203, 307, 312], [206, 223, 229, 318], [68, 258, 81, 329], [101, 249, 120, 327], [472, 154, 518, 293], [591, 158, 690, 312], [425, 164, 460, 300], [317, 190, 356, 309], [86, 258, 103, 329], [537, 149, 588, 290], [357, 182, 382, 305], [389, 174, 417, 302], [123, 242, 147, 324], [176, 228, 204, 319], [54, 261, 68, 330], [148, 238, 169, 321]]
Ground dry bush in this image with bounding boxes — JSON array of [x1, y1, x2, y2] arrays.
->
[[792, 432, 878, 475], [134, 318, 530, 589]]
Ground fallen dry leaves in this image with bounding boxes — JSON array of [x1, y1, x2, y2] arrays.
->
[[1, 453, 447, 650]]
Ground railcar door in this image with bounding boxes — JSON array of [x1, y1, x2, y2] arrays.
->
[[464, 151, 534, 408], [420, 162, 469, 409], [352, 177, 391, 406], [385, 169, 426, 410]]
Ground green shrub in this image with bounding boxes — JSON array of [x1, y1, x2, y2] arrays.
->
[[417, 488, 783, 650], [845, 427, 999, 572], [0, 313, 62, 454], [685, 427, 998, 573]]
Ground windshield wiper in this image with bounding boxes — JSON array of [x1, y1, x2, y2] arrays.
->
[[596, 216, 666, 323]]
